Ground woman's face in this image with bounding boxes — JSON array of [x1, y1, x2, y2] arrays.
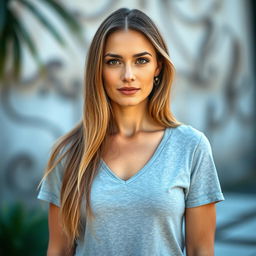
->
[[102, 29, 161, 107]]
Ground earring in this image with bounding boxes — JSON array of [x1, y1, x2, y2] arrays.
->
[[154, 76, 160, 86]]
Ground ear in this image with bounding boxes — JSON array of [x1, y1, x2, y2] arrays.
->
[[154, 60, 162, 76]]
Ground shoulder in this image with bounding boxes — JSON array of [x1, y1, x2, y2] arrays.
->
[[172, 124, 214, 160], [169, 124, 204, 146]]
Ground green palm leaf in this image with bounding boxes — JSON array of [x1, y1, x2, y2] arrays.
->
[[0, 0, 9, 37], [19, 0, 66, 47], [12, 25, 22, 81], [0, 203, 48, 255], [11, 13, 42, 67], [0, 0, 84, 82], [0, 29, 7, 80], [42, 0, 81, 30], [41, 0, 83, 41], [0, 6, 11, 81]]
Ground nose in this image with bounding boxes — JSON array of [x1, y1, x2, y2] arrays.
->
[[122, 63, 135, 82]]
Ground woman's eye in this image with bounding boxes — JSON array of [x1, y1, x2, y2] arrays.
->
[[106, 59, 121, 65], [136, 58, 149, 64]]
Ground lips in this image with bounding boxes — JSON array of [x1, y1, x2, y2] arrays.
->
[[118, 87, 140, 91]]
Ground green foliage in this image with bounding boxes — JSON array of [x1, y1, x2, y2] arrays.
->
[[0, 0, 84, 82], [0, 202, 48, 256]]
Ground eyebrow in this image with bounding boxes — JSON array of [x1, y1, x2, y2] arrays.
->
[[103, 51, 152, 58]]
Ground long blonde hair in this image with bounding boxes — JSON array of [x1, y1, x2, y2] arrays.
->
[[40, 7, 183, 246]]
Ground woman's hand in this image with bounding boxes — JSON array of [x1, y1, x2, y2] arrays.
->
[[185, 202, 216, 256]]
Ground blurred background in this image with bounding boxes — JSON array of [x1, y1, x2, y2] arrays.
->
[[0, 0, 255, 255]]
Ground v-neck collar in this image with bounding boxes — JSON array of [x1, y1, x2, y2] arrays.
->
[[100, 127, 173, 184]]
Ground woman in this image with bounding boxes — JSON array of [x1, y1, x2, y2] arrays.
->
[[38, 7, 225, 256]]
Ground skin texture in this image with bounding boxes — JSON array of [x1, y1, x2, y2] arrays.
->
[[47, 29, 217, 255], [185, 202, 216, 256]]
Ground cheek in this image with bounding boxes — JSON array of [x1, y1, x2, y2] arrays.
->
[[102, 69, 118, 87], [140, 68, 155, 85], [138, 65, 155, 77]]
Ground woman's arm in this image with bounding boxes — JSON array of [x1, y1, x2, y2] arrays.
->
[[47, 203, 75, 256], [185, 202, 216, 256]]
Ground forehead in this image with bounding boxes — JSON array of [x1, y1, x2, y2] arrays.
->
[[104, 29, 156, 55]]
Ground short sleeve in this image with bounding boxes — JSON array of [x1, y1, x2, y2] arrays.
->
[[185, 133, 225, 208], [37, 159, 65, 207]]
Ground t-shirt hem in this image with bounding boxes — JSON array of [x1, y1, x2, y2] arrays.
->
[[185, 192, 225, 208], [37, 191, 60, 207]]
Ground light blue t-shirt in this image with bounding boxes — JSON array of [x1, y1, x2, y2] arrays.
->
[[37, 124, 225, 255]]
